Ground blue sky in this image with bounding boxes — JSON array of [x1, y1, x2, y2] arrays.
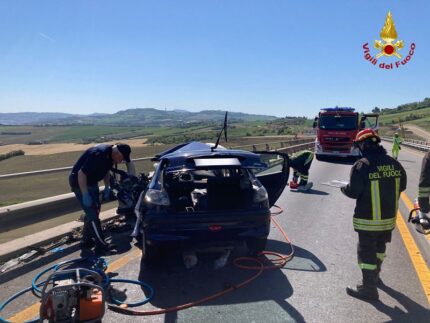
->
[[0, 1, 429, 117]]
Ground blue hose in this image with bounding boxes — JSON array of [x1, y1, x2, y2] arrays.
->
[[32, 257, 109, 295], [2, 257, 109, 323], [0, 282, 44, 323], [109, 278, 155, 307], [1, 256, 153, 321], [31, 263, 57, 296]]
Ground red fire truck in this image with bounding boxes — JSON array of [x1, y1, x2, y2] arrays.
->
[[313, 107, 379, 160]]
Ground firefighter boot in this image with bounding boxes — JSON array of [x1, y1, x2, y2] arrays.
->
[[346, 270, 379, 301], [91, 219, 117, 255], [289, 181, 299, 189], [289, 176, 299, 189]]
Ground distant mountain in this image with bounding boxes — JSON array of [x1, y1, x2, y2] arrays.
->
[[0, 108, 277, 126], [0, 112, 79, 125]]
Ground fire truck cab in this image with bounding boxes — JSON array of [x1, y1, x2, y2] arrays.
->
[[313, 107, 379, 160]]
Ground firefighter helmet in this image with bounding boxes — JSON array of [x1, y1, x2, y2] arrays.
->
[[354, 128, 381, 144]]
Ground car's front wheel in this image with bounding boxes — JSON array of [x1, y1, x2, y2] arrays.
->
[[247, 237, 267, 256]]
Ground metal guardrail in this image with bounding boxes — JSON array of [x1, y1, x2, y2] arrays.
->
[[230, 138, 313, 152], [0, 157, 154, 180], [382, 136, 430, 152]]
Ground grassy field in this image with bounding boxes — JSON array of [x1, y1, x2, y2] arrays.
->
[[378, 107, 430, 129], [51, 126, 149, 142], [0, 125, 152, 145], [374, 106, 430, 140]]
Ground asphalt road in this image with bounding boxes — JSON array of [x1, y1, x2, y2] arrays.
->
[[1, 143, 429, 323]]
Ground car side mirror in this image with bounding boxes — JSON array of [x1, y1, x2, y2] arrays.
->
[[312, 121, 317, 128]]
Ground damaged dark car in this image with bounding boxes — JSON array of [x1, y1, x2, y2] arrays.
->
[[135, 141, 290, 264]]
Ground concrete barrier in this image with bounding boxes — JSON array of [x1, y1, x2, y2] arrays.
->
[[0, 208, 119, 263], [0, 193, 80, 233]]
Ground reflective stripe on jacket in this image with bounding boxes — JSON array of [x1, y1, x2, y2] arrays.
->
[[290, 150, 314, 174], [342, 146, 407, 232]]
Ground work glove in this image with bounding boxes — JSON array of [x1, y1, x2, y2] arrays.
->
[[82, 192, 93, 207], [102, 187, 111, 201]]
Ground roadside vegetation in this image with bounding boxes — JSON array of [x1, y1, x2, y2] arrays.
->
[[373, 98, 430, 139], [0, 150, 24, 162]]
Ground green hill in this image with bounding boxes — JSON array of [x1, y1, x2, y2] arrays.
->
[[373, 98, 430, 137], [0, 108, 276, 126], [378, 106, 430, 126]]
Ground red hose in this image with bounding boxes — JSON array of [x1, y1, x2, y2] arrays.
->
[[108, 206, 293, 316]]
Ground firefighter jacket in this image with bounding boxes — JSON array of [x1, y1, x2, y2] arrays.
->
[[418, 151, 430, 213], [341, 146, 407, 232], [290, 150, 314, 175]]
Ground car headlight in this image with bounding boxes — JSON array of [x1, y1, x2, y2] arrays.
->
[[144, 189, 170, 206], [253, 185, 268, 203]]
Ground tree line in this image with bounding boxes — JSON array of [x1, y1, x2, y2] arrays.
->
[[0, 150, 25, 162]]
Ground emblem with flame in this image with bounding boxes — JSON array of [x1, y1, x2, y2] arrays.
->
[[374, 11, 404, 59]]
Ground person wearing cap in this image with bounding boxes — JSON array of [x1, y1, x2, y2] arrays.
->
[[341, 128, 407, 301], [392, 132, 402, 160], [69, 143, 133, 255]]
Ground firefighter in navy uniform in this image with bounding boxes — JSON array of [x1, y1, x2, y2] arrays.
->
[[69, 143, 133, 255], [289, 150, 314, 191], [341, 129, 407, 301], [417, 151, 430, 230]]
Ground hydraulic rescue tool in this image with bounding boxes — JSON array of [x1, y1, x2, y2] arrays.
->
[[408, 198, 430, 234], [39, 268, 105, 323]]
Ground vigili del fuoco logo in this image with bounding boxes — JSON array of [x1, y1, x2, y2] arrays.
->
[[363, 11, 415, 69]]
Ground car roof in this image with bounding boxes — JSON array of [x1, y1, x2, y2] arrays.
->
[[154, 141, 267, 171]]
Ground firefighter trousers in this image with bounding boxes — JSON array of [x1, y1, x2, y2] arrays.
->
[[357, 231, 392, 284]]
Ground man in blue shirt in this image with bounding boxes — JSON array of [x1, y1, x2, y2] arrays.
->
[[69, 143, 132, 254]]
